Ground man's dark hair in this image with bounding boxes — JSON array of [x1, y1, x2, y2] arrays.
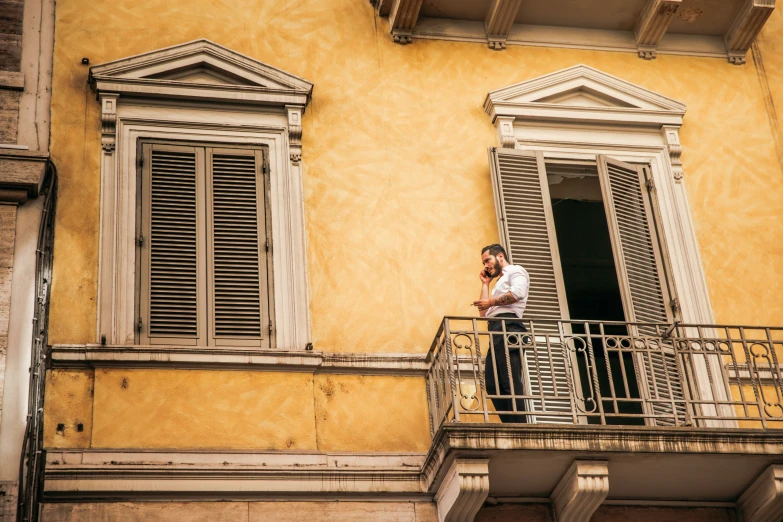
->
[[481, 244, 508, 260]]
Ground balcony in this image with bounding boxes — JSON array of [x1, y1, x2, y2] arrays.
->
[[423, 317, 783, 520]]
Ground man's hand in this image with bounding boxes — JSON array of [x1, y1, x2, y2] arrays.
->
[[479, 269, 492, 285], [472, 298, 492, 312]]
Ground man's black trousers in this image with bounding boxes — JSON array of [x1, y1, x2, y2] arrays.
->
[[485, 313, 528, 423]]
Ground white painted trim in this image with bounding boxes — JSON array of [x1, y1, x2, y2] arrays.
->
[[17, 0, 55, 152]]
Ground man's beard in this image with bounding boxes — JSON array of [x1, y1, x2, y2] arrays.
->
[[490, 258, 502, 277]]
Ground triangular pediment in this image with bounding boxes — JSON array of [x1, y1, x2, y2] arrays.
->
[[90, 39, 312, 106], [485, 65, 685, 126]]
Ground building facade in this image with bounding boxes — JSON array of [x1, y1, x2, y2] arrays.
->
[[6, 0, 783, 520], [0, 0, 54, 518]]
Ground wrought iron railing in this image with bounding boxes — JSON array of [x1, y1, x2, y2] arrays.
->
[[425, 317, 783, 435]]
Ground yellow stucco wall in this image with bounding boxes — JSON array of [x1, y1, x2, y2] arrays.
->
[[48, 0, 783, 353], [43, 370, 93, 448], [44, 369, 430, 451], [44, 0, 783, 451]]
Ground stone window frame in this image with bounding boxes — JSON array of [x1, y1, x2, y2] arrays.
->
[[485, 65, 734, 426], [91, 40, 313, 351]]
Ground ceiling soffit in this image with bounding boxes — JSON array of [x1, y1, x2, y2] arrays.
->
[[372, 0, 775, 64], [89, 39, 313, 108]]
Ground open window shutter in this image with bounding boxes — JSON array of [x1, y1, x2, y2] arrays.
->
[[139, 144, 206, 345], [206, 148, 270, 348], [598, 156, 687, 426], [489, 148, 576, 424], [488, 148, 569, 322]]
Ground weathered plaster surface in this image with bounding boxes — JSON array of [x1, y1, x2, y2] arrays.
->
[[314, 374, 430, 452], [44, 370, 430, 452], [41, 501, 439, 521], [47, 0, 783, 353], [41, 502, 250, 521], [43, 369, 93, 449], [90, 369, 317, 450]]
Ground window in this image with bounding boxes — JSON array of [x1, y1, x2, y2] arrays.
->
[[482, 65, 724, 427], [137, 142, 272, 347], [489, 148, 686, 426], [90, 40, 313, 349]]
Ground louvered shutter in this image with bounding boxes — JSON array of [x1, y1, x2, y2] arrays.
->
[[207, 148, 270, 348], [598, 156, 687, 426], [489, 148, 577, 424], [139, 144, 206, 345]]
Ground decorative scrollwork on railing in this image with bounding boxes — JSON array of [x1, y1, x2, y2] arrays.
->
[[425, 318, 783, 433]]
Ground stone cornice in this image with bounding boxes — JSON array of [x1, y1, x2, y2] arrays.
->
[[44, 450, 427, 501], [422, 424, 783, 490], [372, 0, 775, 62], [44, 427, 783, 505], [0, 149, 48, 200], [50, 344, 429, 376], [0, 71, 25, 90]]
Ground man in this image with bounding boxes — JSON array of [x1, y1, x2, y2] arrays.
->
[[472, 244, 530, 423]]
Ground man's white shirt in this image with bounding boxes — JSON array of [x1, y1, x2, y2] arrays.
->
[[486, 265, 530, 319]]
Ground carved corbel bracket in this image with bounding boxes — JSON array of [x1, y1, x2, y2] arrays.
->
[[487, 37, 507, 51], [725, 0, 776, 65], [496, 116, 516, 148], [738, 465, 783, 522], [634, 0, 682, 60], [100, 93, 119, 154], [550, 460, 609, 522], [485, 0, 522, 50], [286, 105, 304, 165], [389, 0, 423, 44], [661, 125, 683, 182], [435, 459, 490, 522]]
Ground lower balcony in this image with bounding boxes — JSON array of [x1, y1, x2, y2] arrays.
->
[[423, 317, 783, 521]]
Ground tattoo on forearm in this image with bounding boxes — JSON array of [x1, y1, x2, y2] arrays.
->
[[493, 291, 518, 306]]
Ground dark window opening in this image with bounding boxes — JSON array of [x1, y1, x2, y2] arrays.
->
[[548, 164, 644, 425]]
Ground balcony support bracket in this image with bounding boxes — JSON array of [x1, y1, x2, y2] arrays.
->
[[634, 0, 682, 60], [389, 0, 424, 44], [724, 0, 776, 65], [485, 0, 523, 50], [435, 459, 490, 522], [550, 460, 609, 522], [738, 464, 783, 522]]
